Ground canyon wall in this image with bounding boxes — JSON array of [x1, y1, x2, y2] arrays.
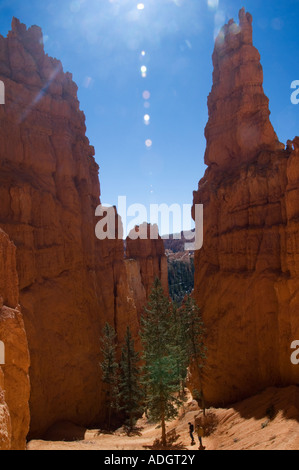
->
[[192, 9, 299, 406], [126, 223, 169, 297], [0, 229, 30, 450], [0, 18, 168, 439]]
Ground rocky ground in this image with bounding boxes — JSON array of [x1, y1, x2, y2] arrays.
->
[[27, 386, 299, 451]]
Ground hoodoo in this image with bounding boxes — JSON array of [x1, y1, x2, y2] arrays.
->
[[0, 18, 168, 440], [204, 8, 283, 170], [192, 9, 299, 406]]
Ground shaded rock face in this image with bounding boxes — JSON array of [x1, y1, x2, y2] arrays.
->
[[0, 19, 168, 438], [192, 9, 299, 406], [0, 229, 30, 450]]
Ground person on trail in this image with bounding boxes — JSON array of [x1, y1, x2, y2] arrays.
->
[[188, 422, 195, 446], [197, 424, 204, 449]]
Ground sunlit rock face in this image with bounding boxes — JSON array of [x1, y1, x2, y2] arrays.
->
[[126, 223, 169, 297], [0, 19, 168, 438], [204, 8, 284, 170], [192, 9, 299, 406], [0, 229, 30, 450]]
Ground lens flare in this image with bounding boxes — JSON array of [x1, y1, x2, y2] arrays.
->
[[141, 65, 147, 78], [144, 114, 150, 125], [143, 90, 151, 100], [145, 139, 152, 148]]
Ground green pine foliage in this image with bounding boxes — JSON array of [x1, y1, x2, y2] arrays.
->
[[140, 278, 183, 446], [118, 326, 144, 431], [181, 296, 207, 414], [170, 302, 189, 397], [100, 322, 118, 430], [99, 281, 207, 439], [168, 258, 195, 304]]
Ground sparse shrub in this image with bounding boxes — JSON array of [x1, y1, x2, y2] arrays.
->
[[195, 410, 218, 437]]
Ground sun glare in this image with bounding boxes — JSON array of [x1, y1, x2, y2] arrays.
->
[[144, 114, 150, 125], [141, 65, 147, 78], [207, 0, 219, 9]]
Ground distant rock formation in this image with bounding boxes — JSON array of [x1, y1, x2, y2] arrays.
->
[[0, 229, 30, 450], [192, 9, 299, 406], [126, 223, 169, 297], [163, 229, 195, 255], [0, 18, 168, 439]]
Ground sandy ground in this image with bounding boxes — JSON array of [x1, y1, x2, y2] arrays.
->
[[27, 386, 299, 451]]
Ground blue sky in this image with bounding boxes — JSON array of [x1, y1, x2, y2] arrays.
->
[[0, 0, 298, 235]]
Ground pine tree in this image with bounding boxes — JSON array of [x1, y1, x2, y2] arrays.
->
[[170, 302, 189, 397], [100, 322, 118, 430], [181, 296, 207, 415], [140, 278, 182, 447], [118, 326, 143, 431]]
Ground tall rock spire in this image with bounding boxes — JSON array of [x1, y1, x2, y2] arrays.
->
[[0, 18, 169, 439], [192, 10, 299, 408], [204, 8, 283, 170]]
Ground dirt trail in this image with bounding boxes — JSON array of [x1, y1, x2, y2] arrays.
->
[[27, 386, 299, 451]]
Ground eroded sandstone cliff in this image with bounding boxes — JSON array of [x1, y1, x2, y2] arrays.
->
[[126, 223, 169, 297], [0, 229, 30, 450], [204, 8, 284, 170], [192, 9, 299, 406], [0, 18, 168, 439]]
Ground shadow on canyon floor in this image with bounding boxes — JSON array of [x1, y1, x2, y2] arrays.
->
[[143, 429, 187, 450], [27, 387, 299, 450], [227, 386, 299, 424], [43, 421, 87, 442]]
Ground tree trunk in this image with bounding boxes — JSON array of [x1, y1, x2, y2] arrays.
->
[[161, 414, 167, 447], [198, 373, 206, 417], [195, 360, 206, 417], [201, 390, 206, 417], [108, 386, 112, 430], [108, 402, 112, 431], [129, 412, 133, 432]]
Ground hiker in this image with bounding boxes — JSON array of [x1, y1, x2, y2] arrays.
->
[[197, 424, 205, 449], [188, 422, 195, 446]]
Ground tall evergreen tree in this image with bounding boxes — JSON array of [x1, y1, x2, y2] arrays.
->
[[170, 302, 189, 397], [100, 322, 118, 430], [181, 296, 207, 415], [140, 278, 182, 447], [118, 326, 143, 431]]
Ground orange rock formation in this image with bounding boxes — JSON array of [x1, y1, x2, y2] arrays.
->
[[0, 18, 168, 439], [204, 8, 284, 170], [192, 9, 299, 406], [126, 223, 169, 297], [0, 229, 30, 450]]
